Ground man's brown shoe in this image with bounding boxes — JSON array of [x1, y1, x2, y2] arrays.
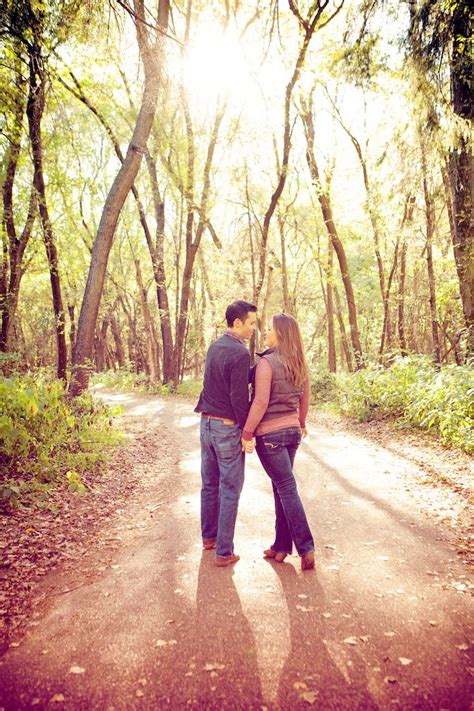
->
[[264, 549, 287, 562], [214, 554, 240, 567], [203, 538, 217, 550], [301, 551, 315, 570]]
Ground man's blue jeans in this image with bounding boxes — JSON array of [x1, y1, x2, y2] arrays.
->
[[200, 417, 245, 557], [256, 427, 314, 556]]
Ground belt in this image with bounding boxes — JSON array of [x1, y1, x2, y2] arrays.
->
[[201, 413, 237, 425]]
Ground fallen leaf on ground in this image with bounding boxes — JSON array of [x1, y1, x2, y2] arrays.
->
[[204, 663, 225, 671], [296, 605, 313, 612], [399, 657, 412, 666], [429, 621, 438, 626], [136, 689, 144, 698], [456, 643, 469, 651], [325, 545, 336, 550], [68, 666, 85, 674], [360, 636, 369, 642], [300, 691, 319, 704], [377, 556, 389, 561], [384, 676, 397, 684], [344, 637, 358, 645], [138, 678, 147, 686], [155, 639, 177, 647], [293, 682, 308, 690], [384, 632, 395, 638], [298, 594, 308, 599], [322, 612, 331, 618], [50, 694, 65, 703]]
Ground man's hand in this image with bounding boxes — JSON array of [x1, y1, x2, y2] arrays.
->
[[242, 437, 255, 453], [301, 427, 308, 439]]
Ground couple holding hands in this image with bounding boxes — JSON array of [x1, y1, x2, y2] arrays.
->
[[195, 300, 315, 570]]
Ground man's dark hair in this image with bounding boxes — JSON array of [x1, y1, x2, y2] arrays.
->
[[225, 300, 257, 327]]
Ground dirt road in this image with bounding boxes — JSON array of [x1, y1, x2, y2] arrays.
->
[[0, 392, 472, 710]]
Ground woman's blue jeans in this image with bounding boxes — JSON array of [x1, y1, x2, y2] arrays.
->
[[256, 427, 314, 556], [200, 417, 245, 557]]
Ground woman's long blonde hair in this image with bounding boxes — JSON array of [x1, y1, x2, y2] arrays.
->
[[272, 313, 308, 388]]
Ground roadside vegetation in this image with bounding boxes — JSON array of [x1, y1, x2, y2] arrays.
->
[[0, 364, 122, 509], [93, 355, 474, 454]]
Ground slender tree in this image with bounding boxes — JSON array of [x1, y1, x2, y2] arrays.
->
[[300, 95, 364, 369]]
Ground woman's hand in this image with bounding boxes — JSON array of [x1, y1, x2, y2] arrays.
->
[[242, 437, 255, 453], [301, 427, 308, 439]]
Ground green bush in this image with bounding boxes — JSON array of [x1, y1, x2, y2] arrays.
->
[[92, 368, 202, 398], [309, 371, 339, 403], [332, 356, 473, 453], [0, 375, 123, 507], [91, 366, 149, 391]]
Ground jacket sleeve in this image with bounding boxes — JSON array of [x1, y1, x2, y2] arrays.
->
[[229, 350, 251, 428]]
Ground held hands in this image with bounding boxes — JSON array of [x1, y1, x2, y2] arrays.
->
[[241, 437, 256, 454]]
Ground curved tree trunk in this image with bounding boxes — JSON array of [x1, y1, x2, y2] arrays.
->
[[69, 0, 170, 396]]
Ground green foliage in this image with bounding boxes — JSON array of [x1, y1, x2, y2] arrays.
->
[[333, 356, 474, 452], [91, 366, 149, 392], [309, 371, 339, 403], [0, 374, 122, 507], [92, 369, 203, 399]]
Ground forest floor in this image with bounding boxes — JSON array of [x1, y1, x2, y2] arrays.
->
[[0, 389, 472, 710]]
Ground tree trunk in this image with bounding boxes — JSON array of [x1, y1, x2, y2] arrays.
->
[[171, 98, 226, 385], [397, 240, 408, 356], [278, 214, 293, 315], [135, 258, 158, 382], [334, 286, 353, 372], [69, 0, 170, 396], [109, 312, 125, 368], [260, 264, 274, 339], [421, 142, 441, 365], [26, 47, 67, 380], [448, 3, 473, 357], [60, 66, 174, 383], [334, 114, 386, 305], [0, 61, 36, 352], [68, 304, 76, 358], [326, 236, 337, 373], [301, 101, 364, 369], [145, 152, 174, 382]]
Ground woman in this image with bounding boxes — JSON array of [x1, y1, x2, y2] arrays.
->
[[242, 313, 315, 570]]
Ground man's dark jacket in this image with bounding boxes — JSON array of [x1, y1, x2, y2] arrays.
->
[[195, 333, 250, 428]]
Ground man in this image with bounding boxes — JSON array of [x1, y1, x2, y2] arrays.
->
[[195, 300, 257, 567]]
